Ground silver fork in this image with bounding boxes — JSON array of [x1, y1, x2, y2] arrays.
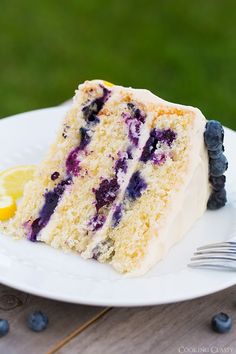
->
[[189, 237, 236, 271]]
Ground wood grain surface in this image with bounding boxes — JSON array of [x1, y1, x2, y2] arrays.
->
[[0, 284, 105, 354], [0, 284, 236, 354], [56, 286, 236, 354]]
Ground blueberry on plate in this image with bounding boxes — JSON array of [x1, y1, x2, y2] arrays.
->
[[204, 120, 224, 151], [211, 313, 232, 333], [209, 175, 226, 191], [207, 189, 227, 210], [0, 319, 9, 337], [209, 154, 228, 177], [27, 311, 49, 332]]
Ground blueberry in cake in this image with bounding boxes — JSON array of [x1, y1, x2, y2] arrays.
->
[[1, 80, 228, 275]]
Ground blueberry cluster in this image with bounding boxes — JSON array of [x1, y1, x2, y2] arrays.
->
[[0, 311, 48, 337], [204, 120, 228, 210]]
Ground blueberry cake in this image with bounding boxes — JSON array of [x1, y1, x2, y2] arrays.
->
[[1, 80, 228, 275]]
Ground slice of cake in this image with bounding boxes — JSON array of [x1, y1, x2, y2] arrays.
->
[[1, 80, 228, 275]]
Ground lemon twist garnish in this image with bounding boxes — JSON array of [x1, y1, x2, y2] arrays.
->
[[0, 195, 17, 221], [103, 80, 114, 88], [0, 165, 36, 199]]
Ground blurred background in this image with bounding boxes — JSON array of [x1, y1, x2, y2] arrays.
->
[[0, 0, 235, 129]]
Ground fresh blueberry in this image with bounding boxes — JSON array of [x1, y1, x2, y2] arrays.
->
[[51, 171, 60, 181], [211, 313, 232, 333], [0, 319, 9, 337], [204, 120, 224, 151], [27, 311, 49, 332], [209, 175, 226, 191], [209, 154, 228, 177], [208, 148, 224, 160], [207, 188, 227, 210]]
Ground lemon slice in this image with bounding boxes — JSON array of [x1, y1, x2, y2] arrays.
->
[[103, 80, 114, 88], [0, 165, 36, 199], [0, 195, 17, 221]]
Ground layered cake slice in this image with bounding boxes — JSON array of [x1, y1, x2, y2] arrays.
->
[[1, 80, 228, 275]]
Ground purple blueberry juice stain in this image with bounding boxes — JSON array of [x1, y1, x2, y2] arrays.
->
[[92, 239, 114, 261], [140, 128, 176, 163], [28, 177, 72, 241], [122, 103, 146, 146], [66, 128, 92, 176], [112, 204, 122, 227], [127, 146, 133, 159], [152, 153, 166, 165], [82, 85, 111, 125], [126, 171, 147, 201], [92, 246, 100, 260], [115, 156, 128, 175], [66, 86, 111, 176], [157, 129, 176, 146], [115, 149, 133, 177], [66, 147, 81, 176], [88, 214, 106, 231], [78, 127, 91, 150], [93, 178, 120, 211]]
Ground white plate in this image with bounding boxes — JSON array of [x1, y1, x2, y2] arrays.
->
[[0, 107, 235, 307]]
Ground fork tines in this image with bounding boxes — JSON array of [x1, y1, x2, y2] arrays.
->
[[189, 240, 236, 270]]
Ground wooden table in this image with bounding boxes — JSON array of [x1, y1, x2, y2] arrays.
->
[[0, 283, 235, 354]]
